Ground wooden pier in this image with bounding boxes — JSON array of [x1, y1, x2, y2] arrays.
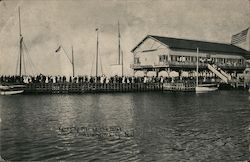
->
[[16, 80, 250, 94], [24, 83, 164, 94]]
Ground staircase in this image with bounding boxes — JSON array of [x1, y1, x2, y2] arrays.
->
[[207, 64, 229, 83], [219, 69, 232, 80]]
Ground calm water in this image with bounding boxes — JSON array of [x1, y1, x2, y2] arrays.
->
[[0, 91, 250, 161]]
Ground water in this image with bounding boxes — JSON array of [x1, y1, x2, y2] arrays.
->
[[0, 91, 250, 161]]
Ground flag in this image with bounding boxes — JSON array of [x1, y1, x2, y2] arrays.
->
[[231, 28, 249, 44], [55, 46, 61, 53]]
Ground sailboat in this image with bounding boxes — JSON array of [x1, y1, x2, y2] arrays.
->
[[195, 48, 218, 93], [0, 85, 25, 95], [0, 7, 26, 95]]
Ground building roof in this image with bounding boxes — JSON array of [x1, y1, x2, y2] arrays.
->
[[132, 35, 250, 58]]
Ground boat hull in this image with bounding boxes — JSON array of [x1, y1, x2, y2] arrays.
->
[[0, 90, 24, 95], [195, 86, 218, 93], [0, 85, 25, 95]]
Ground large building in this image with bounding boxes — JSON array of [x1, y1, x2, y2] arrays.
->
[[131, 35, 250, 81]]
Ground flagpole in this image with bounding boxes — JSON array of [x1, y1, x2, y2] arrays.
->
[[96, 28, 99, 77]]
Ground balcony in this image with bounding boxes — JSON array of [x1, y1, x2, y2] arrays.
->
[[131, 61, 246, 71], [130, 64, 152, 69]]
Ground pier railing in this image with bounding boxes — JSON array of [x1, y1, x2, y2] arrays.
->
[[131, 61, 246, 70], [24, 83, 164, 94]]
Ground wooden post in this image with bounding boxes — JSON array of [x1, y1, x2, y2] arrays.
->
[[155, 69, 159, 77]]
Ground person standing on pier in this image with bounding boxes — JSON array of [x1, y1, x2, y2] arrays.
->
[[144, 76, 147, 83], [100, 75, 104, 84]]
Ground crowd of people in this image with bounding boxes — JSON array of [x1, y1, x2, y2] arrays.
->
[[0, 74, 201, 84]]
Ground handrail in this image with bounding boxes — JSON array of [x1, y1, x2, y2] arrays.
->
[[132, 61, 246, 69]]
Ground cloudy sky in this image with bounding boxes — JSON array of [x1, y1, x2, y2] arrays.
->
[[0, 0, 249, 76]]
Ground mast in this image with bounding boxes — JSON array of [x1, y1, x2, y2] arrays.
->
[[121, 50, 124, 77], [18, 7, 23, 76], [96, 28, 99, 77], [72, 46, 75, 77], [196, 48, 199, 87], [118, 21, 121, 65]]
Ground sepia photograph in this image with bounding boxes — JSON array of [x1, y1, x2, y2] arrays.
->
[[0, 0, 250, 161]]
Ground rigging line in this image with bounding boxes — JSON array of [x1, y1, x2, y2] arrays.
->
[[120, 44, 124, 76], [61, 46, 72, 65], [15, 56, 19, 75], [25, 47, 36, 75], [90, 53, 94, 76], [22, 43, 33, 75], [22, 47, 26, 75], [121, 50, 124, 77], [23, 46, 35, 75], [99, 47, 103, 75], [23, 40, 40, 74], [22, 41, 35, 74], [15, 48, 20, 75]]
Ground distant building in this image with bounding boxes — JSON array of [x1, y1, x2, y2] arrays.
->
[[131, 35, 250, 78]]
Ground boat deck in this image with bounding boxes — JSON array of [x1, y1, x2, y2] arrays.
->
[[163, 83, 195, 92]]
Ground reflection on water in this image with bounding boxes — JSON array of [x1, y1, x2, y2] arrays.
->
[[0, 91, 250, 161]]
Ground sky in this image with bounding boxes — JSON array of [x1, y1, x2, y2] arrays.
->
[[0, 0, 249, 76]]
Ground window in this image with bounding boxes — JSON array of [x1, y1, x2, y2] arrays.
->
[[134, 57, 140, 64], [159, 55, 163, 62], [190, 57, 194, 62], [172, 55, 177, 61], [159, 55, 168, 62], [180, 56, 186, 62]]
